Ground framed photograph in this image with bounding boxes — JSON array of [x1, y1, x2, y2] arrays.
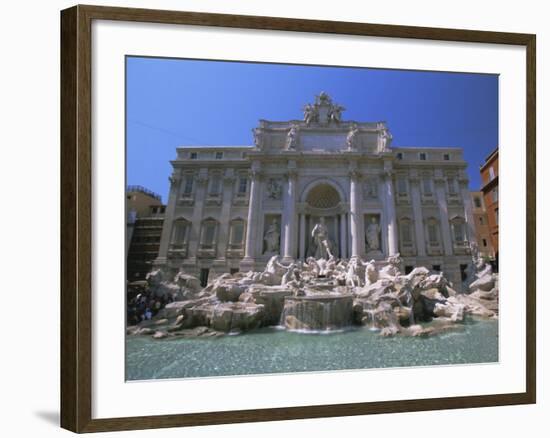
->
[[60, 4, 536, 433]]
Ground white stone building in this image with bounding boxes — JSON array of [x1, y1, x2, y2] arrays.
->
[[155, 93, 475, 288]]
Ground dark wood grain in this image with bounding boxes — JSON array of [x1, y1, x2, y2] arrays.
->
[[60, 4, 537, 433]]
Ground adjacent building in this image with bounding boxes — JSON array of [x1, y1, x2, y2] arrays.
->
[[479, 148, 499, 263], [126, 186, 166, 281], [471, 191, 495, 258], [155, 93, 476, 289]]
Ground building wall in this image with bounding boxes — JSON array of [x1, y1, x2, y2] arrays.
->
[[126, 186, 163, 218], [471, 191, 495, 258], [126, 187, 166, 281], [127, 206, 165, 281], [155, 99, 475, 290], [480, 149, 499, 258]]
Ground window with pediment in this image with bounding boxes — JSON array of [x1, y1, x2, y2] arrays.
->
[[450, 216, 467, 245], [200, 218, 219, 249], [228, 218, 246, 248], [171, 218, 190, 245]]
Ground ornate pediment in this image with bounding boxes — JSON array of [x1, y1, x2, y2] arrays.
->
[[303, 92, 345, 126], [251, 93, 393, 154]]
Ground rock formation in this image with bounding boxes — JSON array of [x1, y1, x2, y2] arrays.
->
[[128, 252, 498, 340]]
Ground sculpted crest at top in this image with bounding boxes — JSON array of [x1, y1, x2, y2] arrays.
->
[[252, 92, 392, 153]]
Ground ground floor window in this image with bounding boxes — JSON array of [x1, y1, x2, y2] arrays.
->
[[200, 268, 210, 287], [460, 264, 468, 281]]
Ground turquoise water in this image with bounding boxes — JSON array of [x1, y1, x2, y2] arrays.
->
[[126, 318, 498, 381]]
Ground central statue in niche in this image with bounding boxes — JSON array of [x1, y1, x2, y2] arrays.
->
[[366, 216, 381, 252], [311, 217, 334, 259]]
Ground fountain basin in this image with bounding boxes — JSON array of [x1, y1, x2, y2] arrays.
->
[[281, 294, 354, 331]]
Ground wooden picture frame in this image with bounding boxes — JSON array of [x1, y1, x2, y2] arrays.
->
[[60, 4, 536, 433]]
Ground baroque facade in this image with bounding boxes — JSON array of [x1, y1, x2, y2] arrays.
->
[[155, 93, 476, 289]]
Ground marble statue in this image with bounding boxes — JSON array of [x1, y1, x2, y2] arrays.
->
[[363, 259, 379, 285], [346, 125, 359, 150], [345, 257, 361, 287], [303, 103, 317, 125], [286, 125, 299, 150], [329, 104, 344, 124], [366, 217, 381, 251], [252, 127, 263, 149], [378, 123, 393, 151], [263, 219, 280, 254], [311, 217, 334, 259], [133, 251, 498, 338]]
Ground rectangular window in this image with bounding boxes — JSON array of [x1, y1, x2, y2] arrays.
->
[[448, 178, 458, 195], [199, 268, 210, 287], [474, 197, 482, 208], [183, 175, 194, 195], [231, 222, 245, 245], [401, 223, 412, 243], [397, 177, 407, 195], [479, 217, 484, 225], [460, 264, 468, 282], [492, 187, 498, 203], [443, 153, 450, 161], [215, 151, 223, 160], [190, 152, 197, 160], [238, 177, 248, 194], [422, 177, 432, 195], [432, 265, 441, 272], [405, 266, 414, 274], [453, 223, 465, 242], [203, 223, 216, 245], [172, 222, 187, 244], [396, 152, 403, 160], [489, 166, 495, 180], [209, 174, 222, 195], [428, 223, 438, 243], [482, 238, 488, 247], [419, 153, 427, 160]]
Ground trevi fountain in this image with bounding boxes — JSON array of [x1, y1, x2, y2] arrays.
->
[[126, 222, 498, 380]]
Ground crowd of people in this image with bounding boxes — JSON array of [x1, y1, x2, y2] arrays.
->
[[126, 284, 175, 326]]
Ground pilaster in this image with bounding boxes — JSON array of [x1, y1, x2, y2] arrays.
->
[[216, 169, 236, 259], [434, 170, 453, 256], [242, 161, 262, 265], [282, 160, 298, 262], [383, 161, 398, 256], [155, 170, 181, 264], [349, 163, 364, 258], [409, 171, 426, 256]]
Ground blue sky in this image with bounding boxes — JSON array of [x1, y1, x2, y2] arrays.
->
[[127, 57, 498, 203]]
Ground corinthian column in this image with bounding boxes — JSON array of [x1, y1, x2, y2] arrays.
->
[[282, 163, 298, 262], [187, 170, 209, 262], [242, 163, 261, 263], [299, 212, 306, 260], [434, 173, 453, 256], [217, 169, 236, 259], [155, 171, 181, 265], [349, 167, 364, 258], [340, 212, 348, 258], [409, 174, 426, 256], [383, 165, 398, 256], [460, 175, 476, 243]]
